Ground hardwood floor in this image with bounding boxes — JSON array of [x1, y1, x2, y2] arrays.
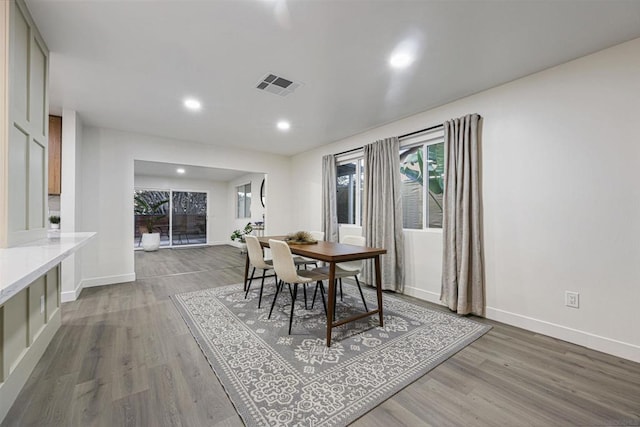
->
[[3, 245, 639, 426]]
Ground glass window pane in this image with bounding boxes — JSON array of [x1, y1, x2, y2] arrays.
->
[[236, 184, 251, 219], [427, 142, 445, 228], [244, 183, 251, 218], [337, 162, 357, 224], [400, 146, 423, 229], [172, 191, 207, 246], [134, 190, 170, 247], [237, 189, 244, 218], [359, 158, 364, 226]]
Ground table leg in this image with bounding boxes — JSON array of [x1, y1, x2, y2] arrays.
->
[[326, 262, 336, 347], [374, 255, 383, 327], [243, 253, 250, 292]]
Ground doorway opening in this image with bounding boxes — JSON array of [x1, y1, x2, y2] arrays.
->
[[134, 189, 208, 248]]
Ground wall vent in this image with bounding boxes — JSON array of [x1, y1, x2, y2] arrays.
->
[[256, 73, 302, 97]]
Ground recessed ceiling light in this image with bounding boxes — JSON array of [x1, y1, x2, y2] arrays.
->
[[183, 98, 202, 111], [176, 168, 186, 174], [277, 120, 290, 131], [389, 53, 414, 69]]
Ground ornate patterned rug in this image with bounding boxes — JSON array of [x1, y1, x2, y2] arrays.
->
[[172, 282, 490, 426]]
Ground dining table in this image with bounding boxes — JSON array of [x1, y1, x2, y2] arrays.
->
[[249, 236, 387, 347]]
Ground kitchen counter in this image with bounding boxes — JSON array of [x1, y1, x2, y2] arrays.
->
[[0, 232, 96, 305]]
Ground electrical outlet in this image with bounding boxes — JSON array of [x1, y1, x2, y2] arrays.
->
[[40, 294, 45, 314], [565, 291, 579, 308]]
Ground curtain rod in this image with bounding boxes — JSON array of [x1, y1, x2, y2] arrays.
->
[[333, 123, 444, 157], [398, 123, 443, 139]]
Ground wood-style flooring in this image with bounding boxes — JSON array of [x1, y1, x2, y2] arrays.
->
[[3, 245, 639, 426]]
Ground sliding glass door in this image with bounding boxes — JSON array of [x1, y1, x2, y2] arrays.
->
[[134, 189, 207, 248], [172, 191, 207, 246], [134, 190, 171, 248]]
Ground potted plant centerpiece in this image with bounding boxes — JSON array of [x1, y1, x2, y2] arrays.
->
[[49, 215, 60, 230], [134, 194, 169, 251]]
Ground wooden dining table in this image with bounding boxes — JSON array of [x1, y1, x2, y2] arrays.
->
[[248, 236, 387, 347]]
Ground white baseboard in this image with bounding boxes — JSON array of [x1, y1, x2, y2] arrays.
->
[[81, 273, 136, 288], [228, 241, 246, 249], [486, 307, 640, 363], [401, 287, 639, 363], [403, 285, 442, 305], [60, 280, 83, 302]]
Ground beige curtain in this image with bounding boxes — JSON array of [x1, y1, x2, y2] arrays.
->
[[363, 137, 404, 292], [322, 154, 339, 242], [441, 114, 484, 316]]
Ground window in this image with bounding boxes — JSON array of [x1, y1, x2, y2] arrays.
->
[[237, 183, 251, 218], [400, 130, 445, 229], [334, 129, 445, 229], [336, 157, 364, 225]]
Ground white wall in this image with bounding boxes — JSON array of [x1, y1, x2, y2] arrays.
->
[[291, 38, 640, 362], [134, 174, 229, 245], [60, 109, 84, 302], [79, 128, 292, 288]]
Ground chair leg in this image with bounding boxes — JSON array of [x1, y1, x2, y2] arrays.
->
[[311, 283, 318, 309], [268, 280, 282, 319], [258, 269, 267, 308], [303, 283, 308, 309], [355, 276, 368, 312], [318, 281, 327, 315], [339, 278, 343, 301], [244, 267, 256, 297], [333, 279, 338, 321], [289, 283, 298, 334], [287, 283, 293, 298]]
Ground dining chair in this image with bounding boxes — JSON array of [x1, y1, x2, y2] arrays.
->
[[296, 231, 325, 269], [312, 234, 368, 313], [267, 239, 328, 334], [244, 235, 276, 308]]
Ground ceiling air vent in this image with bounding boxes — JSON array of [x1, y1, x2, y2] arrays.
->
[[256, 73, 302, 97]]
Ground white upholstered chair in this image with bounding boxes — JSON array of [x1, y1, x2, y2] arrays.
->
[[296, 231, 325, 269], [244, 235, 275, 308], [312, 234, 368, 313], [268, 239, 328, 334]]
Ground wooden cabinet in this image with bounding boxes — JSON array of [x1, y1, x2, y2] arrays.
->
[[48, 115, 61, 195]]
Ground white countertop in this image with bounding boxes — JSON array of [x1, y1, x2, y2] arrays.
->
[[0, 232, 96, 305]]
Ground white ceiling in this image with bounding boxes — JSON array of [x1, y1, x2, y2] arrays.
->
[[134, 160, 250, 182], [28, 0, 640, 156]]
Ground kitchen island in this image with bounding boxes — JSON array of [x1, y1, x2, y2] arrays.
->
[[0, 232, 95, 422]]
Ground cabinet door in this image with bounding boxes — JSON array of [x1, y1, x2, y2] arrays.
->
[[48, 115, 61, 195], [4, 0, 49, 246]]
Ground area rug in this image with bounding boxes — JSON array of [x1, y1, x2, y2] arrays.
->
[[172, 282, 491, 426]]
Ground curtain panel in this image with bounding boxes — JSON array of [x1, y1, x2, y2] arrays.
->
[[363, 137, 404, 292], [440, 113, 485, 316], [322, 154, 339, 242]]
